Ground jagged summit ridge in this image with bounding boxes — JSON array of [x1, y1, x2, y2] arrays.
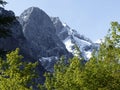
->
[[51, 17, 99, 60]]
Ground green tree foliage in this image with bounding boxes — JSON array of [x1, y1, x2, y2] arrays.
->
[[82, 22, 120, 90], [44, 56, 84, 90], [0, 48, 39, 90], [73, 44, 81, 58], [44, 22, 120, 90]]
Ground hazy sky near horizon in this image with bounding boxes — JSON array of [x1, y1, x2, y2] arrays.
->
[[5, 0, 120, 41]]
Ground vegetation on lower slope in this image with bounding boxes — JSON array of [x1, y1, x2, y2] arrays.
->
[[0, 1, 120, 89], [43, 22, 120, 90], [0, 48, 40, 90]]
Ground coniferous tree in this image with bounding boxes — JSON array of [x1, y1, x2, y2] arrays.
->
[[0, 0, 7, 7], [44, 56, 84, 90], [44, 22, 120, 90], [0, 48, 40, 90], [81, 22, 120, 90]]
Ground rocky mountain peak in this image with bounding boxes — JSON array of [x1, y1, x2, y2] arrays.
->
[[19, 7, 56, 41], [19, 7, 71, 71], [0, 6, 99, 72], [51, 17, 63, 34], [51, 17, 99, 60]]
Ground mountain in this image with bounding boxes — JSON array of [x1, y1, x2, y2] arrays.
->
[[0, 6, 99, 73], [18, 7, 99, 71], [19, 7, 72, 71], [0, 6, 101, 88], [51, 17, 99, 60]]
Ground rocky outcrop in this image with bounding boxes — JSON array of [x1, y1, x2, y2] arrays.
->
[[0, 7, 45, 84], [19, 7, 72, 71], [0, 5, 99, 75], [51, 17, 69, 40], [51, 17, 99, 60], [0, 7, 72, 73], [19, 7, 70, 57], [0, 7, 37, 62]]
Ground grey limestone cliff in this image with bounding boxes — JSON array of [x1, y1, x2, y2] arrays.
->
[[19, 7, 72, 71]]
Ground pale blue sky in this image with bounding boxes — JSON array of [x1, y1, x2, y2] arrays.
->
[[5, 0, 120, 41]]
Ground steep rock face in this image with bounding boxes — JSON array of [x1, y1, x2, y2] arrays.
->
[[0, 7, 36, 61], [51, 17, 69, 40], [19, 7, 71, 71], [51, 17, 99, 60], [51, 17, 63, 34], [0, 7, 45, 84]]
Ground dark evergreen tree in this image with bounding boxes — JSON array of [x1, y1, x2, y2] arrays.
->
[[0, 0, 15, 57], [0, 0, 7, 7], [0, 48, 40, 90], [0, 0, 15, 38]]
